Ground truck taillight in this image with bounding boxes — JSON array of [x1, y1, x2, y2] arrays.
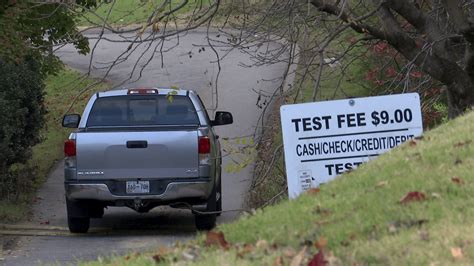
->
[[64, 140, 76, 157], [198, 136, 210, 154], [127, 88, 158, 94]]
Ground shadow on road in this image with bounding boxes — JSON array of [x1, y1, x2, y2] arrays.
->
[[86, 207, 198, 236]]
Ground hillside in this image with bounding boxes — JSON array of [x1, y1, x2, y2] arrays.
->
[[82, 110, 473, 265]]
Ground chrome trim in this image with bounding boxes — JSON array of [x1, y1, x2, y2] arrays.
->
[[66, 181, 212, 201]]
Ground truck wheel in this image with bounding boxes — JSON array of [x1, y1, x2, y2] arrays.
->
[[195, 214, 216, 231], [67, 217, 90, 233], [194, 183, 217, 230], [66, 198, 90, 233]]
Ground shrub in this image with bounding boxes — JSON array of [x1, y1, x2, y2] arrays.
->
[[0, 57, 46, 200]]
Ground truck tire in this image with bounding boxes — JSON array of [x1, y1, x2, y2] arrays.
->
[[67, 217, 90, 233], [66, 198, 90, 233], [194, 183, 217, 230]]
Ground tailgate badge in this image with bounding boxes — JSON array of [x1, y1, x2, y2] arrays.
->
[[78, 171, 104, 175], [185, 169, 198, 174]]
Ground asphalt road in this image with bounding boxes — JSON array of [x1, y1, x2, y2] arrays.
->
[[2, 29, 290, 265]]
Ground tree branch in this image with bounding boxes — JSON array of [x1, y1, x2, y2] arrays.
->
[[309, 0, 386, 40]]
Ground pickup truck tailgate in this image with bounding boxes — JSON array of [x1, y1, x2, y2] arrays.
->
[[76, 130, 198, 180]]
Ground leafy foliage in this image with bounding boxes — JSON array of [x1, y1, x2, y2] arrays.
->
[[0, 0, 93, 200], [0, 1, 92, 75], [0, 57, 45, 200]]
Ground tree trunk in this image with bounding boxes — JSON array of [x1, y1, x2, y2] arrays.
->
[[447, 83, 474, 118]]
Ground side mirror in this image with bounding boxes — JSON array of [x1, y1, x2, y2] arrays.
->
[[212, 111, 233, 126], [62, 114, 81, 128]]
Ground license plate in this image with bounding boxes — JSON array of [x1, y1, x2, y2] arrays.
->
[[126, 181, 150, 194]]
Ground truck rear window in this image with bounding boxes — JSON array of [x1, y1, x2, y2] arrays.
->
[[86, 95, 199, 127]]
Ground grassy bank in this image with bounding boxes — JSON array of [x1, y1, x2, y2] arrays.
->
[[79, 0, 211, 26], [82, 109, 473, 265], [0, 68, 108, 222]]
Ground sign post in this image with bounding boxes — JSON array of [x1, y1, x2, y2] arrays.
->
[[280, 93, 423, 199]]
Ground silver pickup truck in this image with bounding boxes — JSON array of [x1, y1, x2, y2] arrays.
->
[[62, 88, 233, 233]]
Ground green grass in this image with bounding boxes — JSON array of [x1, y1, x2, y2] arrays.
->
[[81, 110, 474, 265], [0, 68, 109, 223], [0, 201, 30, 223], [79, 0, 211, 26]]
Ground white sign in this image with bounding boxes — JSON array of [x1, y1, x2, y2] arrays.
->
[[280, 93, 423, 199]]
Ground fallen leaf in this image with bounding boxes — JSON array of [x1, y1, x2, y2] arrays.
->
[[314, 237, 327, 250], [399, 191, 426, 204], [315, 220, 331, 226], [152, 254, 163, 263], [431, 192, 441, 199], [388, 224, 397, 233], [205, 231, 230, 250], [454, 140, 472, 148], [308, 250, 327, 266], [451, 176, 465, 185], [237, 244, 254, 258], [256, 239, 269, 250], [451, 247, 463, 259], [125, 252, 140, 261], [152, 22, 160, 32], [273, 256, 283, 266], [290, 246, 307, 266], [325, 251, 340, 265], [307, 188, 320, 195], [376, 181, 388, 188], [181, 251, 196, 261], [283, 248, 296, 258], [408, 140, 417, 147]]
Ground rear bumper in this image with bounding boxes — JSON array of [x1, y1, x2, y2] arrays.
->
[[65, 179, 212, 202]]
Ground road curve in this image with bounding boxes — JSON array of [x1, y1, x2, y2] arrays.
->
[[3, 29, 290, 265]]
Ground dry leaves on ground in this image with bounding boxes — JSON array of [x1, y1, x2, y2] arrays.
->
[[314, 237, 327, 250], [451, 176, 465, 185], [453, 140, 472, 148], [307, 188, 321, 195], [205, 231, 230, 250], [290, 246, 307, 266], [237, 243, 254, 258], [308, 250, 327, 266], [399, 191, 427, 204], [376, 181, 388, 188], [451, 247, 463, 259]]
